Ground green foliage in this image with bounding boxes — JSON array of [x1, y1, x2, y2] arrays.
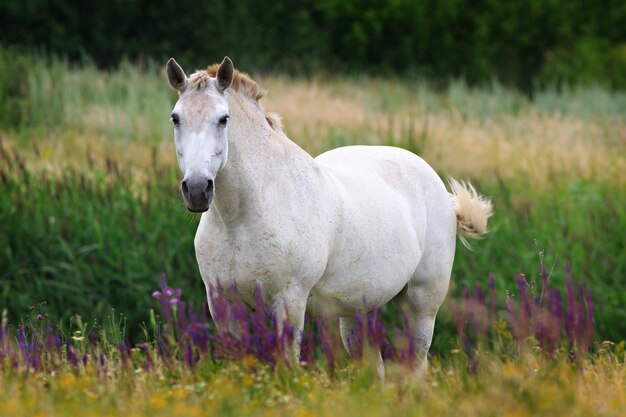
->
[[0, 47, 33, 128], [0, 0, 326, 74], [1, 0, 626, 91], [541, 38, 626, 90]]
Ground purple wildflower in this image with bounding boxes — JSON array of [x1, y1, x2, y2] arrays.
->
[[488, 273, 496, 319], [140, 342, 154, 370], [317, 317, 336, 375]]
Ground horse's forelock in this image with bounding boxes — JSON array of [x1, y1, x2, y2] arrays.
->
[[188, 71, 212, 91]]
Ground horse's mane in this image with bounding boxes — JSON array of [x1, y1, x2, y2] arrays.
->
[[206, 64, 266, 101], [187, 64, 282, 133]]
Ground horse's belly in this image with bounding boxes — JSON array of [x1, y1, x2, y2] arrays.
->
[[307, 266, 414, 316], [310, 239, 420, 315], [309, 204, 422, 315]]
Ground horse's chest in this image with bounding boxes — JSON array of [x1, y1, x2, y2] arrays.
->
[[193, 217, 294, 300]]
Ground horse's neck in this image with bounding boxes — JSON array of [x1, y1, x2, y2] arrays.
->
[[212, 94, 316, 224]]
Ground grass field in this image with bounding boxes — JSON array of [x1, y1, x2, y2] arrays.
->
[[2, 338, 623, 417], [0, 271, 622, 417], [1, 48, 625, 416], [1, 334, 624, 417]]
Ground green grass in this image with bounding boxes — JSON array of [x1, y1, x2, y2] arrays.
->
[[0, 147, 200, 334]]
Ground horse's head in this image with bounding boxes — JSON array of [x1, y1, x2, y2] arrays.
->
[[166, 57, 234, 212]]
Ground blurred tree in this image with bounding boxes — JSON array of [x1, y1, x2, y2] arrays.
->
[[1, 0, 625, 92]]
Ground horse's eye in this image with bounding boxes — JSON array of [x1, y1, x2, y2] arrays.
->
[[218, 115, 229, 127], [171, 113, 180, 126]]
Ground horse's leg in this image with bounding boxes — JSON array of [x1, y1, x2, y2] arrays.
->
[[340, 316, 385, 379], [397, 244, 454, 378], [396, 292, 439, 377], [203, 281, 239, 334], [272, 286, 308, 365]]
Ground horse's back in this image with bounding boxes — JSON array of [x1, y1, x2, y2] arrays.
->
[[316, 146, 450, 209], [318, 145, 436, 179]]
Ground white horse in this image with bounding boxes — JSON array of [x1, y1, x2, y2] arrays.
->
[[166, 57, 492, 377]]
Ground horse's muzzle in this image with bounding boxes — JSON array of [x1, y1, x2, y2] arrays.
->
[[181, 177, 214, 212]]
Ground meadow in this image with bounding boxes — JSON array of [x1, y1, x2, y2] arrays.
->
[[0, 48, 625, 415]]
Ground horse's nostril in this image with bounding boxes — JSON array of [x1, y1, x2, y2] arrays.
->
[[181, 180, 189, 196], [206, 179, 214, 193]]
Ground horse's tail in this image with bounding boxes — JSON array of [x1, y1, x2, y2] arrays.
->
[[449, 179, 493, 249]]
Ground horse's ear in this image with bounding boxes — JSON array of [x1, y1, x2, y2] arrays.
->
[[167, 58, 188, 92], [216, 56, 234, 92]]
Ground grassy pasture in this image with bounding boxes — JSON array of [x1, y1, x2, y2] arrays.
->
[[0, 48, 625, 416], [1, 334, 624, 417], [0, 269, 621, 417]]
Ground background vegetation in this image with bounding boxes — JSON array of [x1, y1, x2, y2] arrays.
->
[[0, 47, 624, 347], [1, 0, 626, 92]]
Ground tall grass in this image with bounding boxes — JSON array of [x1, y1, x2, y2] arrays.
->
[[261, 76, 626, 189], [0, 47, 625, 345], [0, 141, 199, 333], [2, 46, 625, 188], [0, 47, 173, 143]]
